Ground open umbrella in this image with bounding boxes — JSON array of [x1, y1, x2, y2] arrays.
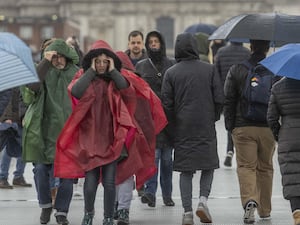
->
[[208, 13, 300, 47], [184, 23, 217, 35], [260, 43, 300, 79], [0, 32, 39, 91]]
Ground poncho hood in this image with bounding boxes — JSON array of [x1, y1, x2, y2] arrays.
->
[[82, 40, 122, 72]]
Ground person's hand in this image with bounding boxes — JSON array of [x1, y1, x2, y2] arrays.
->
[[4, 119, 12, 124], [91, 57, 97, 71], [44, 51, 57, 62], [107, 57, 115, 72]]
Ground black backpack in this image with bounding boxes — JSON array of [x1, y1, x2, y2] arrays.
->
[[240, 61, 274, 122]]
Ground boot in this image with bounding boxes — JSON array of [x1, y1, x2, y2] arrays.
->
[[103, 217, 115, 225], [293, 210, 300, 225], [81, 212, 94, 225]]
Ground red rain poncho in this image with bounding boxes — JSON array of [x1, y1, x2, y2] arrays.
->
[[54, 41, 167, 188]]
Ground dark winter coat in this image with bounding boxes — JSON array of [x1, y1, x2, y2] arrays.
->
[[215, 42, 250, 87], [161, 32, 224, 171], [136, 31, 176, 148], [267, 77, 300, 200]]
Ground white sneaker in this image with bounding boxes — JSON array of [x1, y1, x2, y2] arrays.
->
[[196, 202, 212, 223], [243, 201, 257, 224], [182, 211, 194, 225]]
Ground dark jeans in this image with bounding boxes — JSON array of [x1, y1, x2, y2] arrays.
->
[[84, 161, 117, 219], [144, 147, 173, 198], [290, 197, 300, 212], [227, 131, 234, 153], [33, 163, 73, 214]]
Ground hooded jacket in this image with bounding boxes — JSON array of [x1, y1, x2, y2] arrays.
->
[[161, 32, 224, 171], [135, 31, 176, 148], [22, 39, 79, 164], [54, 40, 167, 187]]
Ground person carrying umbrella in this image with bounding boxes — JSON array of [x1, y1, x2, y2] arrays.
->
[[223, 40, 276, 224], [22, 39, 79, 225]]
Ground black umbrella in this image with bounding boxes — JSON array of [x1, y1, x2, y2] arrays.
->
[[184, 23, 217, 35], [208, 13, 300, 47]]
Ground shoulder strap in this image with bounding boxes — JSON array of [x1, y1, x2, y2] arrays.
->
[[148, 58, 162, 77]]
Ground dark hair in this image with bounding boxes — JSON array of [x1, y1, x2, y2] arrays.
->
[[250, 40, 270, 54], [128, 30, 144, 41]]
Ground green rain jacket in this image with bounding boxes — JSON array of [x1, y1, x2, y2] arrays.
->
[[22, 39, 79, 164]]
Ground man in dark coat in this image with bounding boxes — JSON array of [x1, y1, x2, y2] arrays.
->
[[214, 42, 250, 167], [161, 32, 224, 224], [267, 77, 300, 225], [223, 40, 275, 224], [136, 30, 176, 208]]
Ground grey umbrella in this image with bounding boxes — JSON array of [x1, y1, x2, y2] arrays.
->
[[208, 12, 300, 47]]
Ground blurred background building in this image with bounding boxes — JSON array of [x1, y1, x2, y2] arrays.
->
[[0, 0, 298, 58]]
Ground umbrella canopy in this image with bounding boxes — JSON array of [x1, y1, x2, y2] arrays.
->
[[260, 43, 300, 80], [0, 32, 39, 91], [208, 13, 300, 47], [184, 23, 217, 35]]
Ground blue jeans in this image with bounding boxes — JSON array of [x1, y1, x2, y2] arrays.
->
[[0, 147, 26, 179], [33, 163, 73, 214], [84, 161, 117, 219], [144, 147, 173, 198]]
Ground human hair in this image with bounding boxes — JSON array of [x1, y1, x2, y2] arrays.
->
[[250, 40, 270, 54], [128, 30, 144, 41]]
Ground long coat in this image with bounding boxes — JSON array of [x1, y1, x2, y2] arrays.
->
[[161, 33, 224, 172], [267, 77, 300, 200]]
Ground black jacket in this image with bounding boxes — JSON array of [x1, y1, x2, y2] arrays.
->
[[223, 53, 269, 131], [267, 77, 300, 200], [136, 31, 175, 148]]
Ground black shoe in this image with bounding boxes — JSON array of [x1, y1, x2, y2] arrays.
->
[[56, 215, 69, 225], [141, 193, 156, 207], [163, 197, 175, 206], [224, 151, 233, 167], [81, 212, 94, 225], [40, 207, 52, 224], [12, 176, 32, 187], [0, 178, 13, 189], [116, 209, 129, 225]]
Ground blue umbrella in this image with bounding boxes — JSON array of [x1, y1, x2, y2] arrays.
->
[[0, 32, 39, 91], [260, 43, 300, 80]]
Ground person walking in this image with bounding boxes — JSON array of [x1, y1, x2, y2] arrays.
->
[[267, 77, 300, 225], [54, 40, 167, 225], [135, 30, 176, 208], [214, 41, 251, 167], [22, 39, 79, 225], [124, 30, 148, 198], [161, 32, 223, 225], [0, 88, 32, 189], [125, 30, 148, 66], [223, 40, 276, 224]]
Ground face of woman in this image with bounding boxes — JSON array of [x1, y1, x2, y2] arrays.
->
[[94, 54, 109, 74]]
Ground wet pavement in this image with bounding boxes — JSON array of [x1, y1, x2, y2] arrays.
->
[[0, 116, 293, 225]]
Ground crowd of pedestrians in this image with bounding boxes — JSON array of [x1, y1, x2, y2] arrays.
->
[[0, 27, 299, 225]]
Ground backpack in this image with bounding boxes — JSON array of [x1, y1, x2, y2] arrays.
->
[[240, 61, 274, 122]]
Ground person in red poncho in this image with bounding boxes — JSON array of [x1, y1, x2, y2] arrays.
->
[[54, 40, 167, 225]]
